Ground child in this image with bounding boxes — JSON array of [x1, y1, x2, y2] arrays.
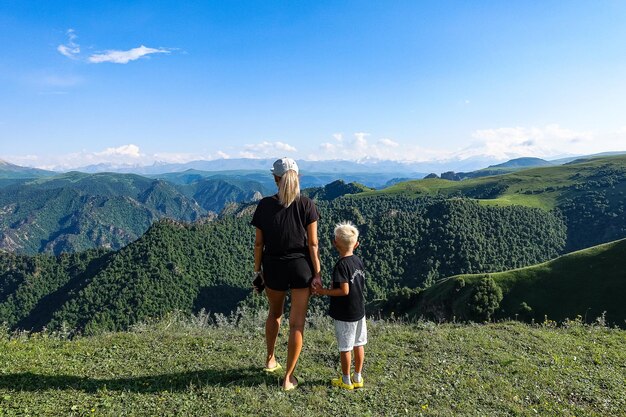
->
[[314, 221, 367, 390]]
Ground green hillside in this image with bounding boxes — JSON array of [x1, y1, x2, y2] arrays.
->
[[405, 238, 626, 326], [369, 154, 626, 210], [0, 318, 624, 416], [0, 195, 565, 332], [365, 155, 626, 251]]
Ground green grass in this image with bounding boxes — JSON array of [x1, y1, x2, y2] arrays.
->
[[0, 317, 625, 416], [358, 154, 626, 210], [475, 193, 551, 209]]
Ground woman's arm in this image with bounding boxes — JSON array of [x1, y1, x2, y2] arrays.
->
[[307, 221, 322, 287], [254, 228, 264, 272]]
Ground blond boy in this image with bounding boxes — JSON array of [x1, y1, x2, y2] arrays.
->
[[313, 221, 367, 390]]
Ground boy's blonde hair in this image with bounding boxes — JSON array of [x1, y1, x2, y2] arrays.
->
[[277, 170, 300, 207], [334, 221, 359, 249]]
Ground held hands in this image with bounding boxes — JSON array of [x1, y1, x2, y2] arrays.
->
[[310, 272, 326, 296]]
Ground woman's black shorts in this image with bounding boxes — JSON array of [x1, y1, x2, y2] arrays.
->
[[262, 255, 314, 291]]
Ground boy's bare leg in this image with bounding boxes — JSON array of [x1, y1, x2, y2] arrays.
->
[[353, 345, 365, 374], [283, 287, 310, 389], [340, 350, 352, 376], [265, 287, 286, 368]]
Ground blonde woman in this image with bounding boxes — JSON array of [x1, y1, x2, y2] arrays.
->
[[251, 157, 322, 391]]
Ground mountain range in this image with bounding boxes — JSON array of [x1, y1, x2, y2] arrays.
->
[[1, 153, 625, 331], [4, 150, 621, 174], [2, 153, 626, 255]]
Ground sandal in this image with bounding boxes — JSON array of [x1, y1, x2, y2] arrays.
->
[[331, 376, 354, 390], [280, 376, 299, 391], [263, 362, 282, 373]]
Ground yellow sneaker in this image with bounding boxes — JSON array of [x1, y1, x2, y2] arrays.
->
[[331, 376, 354, 390], [351, 374, 364, 389]]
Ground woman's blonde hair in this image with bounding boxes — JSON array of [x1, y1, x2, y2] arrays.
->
[[277, 169, 300, 207]]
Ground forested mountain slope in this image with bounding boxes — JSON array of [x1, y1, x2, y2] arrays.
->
[[302, 179, 372, 201], [371, 155, 626, 251], [0, 195, 565, 332], [0, 172, 205, 254], [0, 172, 267, 255]]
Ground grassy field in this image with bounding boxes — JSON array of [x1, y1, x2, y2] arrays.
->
[[356, 154, 626, 210], [0, 315, 625, 416]]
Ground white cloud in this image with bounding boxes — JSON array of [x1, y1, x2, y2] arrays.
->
[[237, 141, 297, 159], [311, 125, 619, 163], [244, 141, 297, 155], [378, 138, 399, 147], [96, 144, 142, 158], [332, 133, 343, 142], [88, 45, 170, 64], [216, 151, 230, 159], [57, 29, 80, 59], [56, 29, 172, 65], [238, 151, 259, 159], [353, 132, 369, 148], [460, 124, 595, 160], [152, 152, 196, 163], [320, 143, 336, 152], [316, 132, 414, 161]]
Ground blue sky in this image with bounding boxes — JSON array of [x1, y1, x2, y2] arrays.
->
[[1, 1, 626, 169]]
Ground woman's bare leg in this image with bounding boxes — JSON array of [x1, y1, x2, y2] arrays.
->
[[265, 287, 286, 368], [283, 287, 310, 389]]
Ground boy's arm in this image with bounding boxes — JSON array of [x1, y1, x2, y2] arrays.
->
[[317, 282, 349, 297]]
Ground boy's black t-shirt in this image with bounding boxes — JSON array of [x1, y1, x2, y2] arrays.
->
[[250, 195, 320, 259], [329, 255, 366, 322]]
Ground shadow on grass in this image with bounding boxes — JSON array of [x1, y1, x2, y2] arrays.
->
[[0, 366, 303, 393]]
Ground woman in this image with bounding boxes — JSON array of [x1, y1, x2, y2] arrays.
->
[[251, 157, 322, 391]]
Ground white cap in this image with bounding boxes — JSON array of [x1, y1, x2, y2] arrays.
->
[[271, 157, 299, 176]]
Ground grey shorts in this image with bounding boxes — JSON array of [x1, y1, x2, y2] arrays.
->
[[334, 317, 367, 352]]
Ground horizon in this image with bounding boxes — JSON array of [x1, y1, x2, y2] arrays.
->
[[5, 151, 626, 177], [2, 2, 626, 169]]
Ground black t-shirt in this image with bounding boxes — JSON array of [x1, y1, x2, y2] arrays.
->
[[329, 255, 366, 322], [251, 195, 320, 259]]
